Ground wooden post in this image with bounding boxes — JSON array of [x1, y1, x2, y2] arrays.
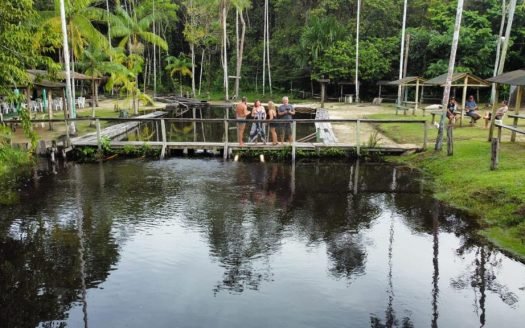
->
[[488, 87, 499, 141], [48, 90, 53, 130], [446, 125, 453, 156], [415, 78, 420, 114], [192, 107, 197, 142], [291, 121, 296, 162], [515, 85, 522, 115], [356, 119, 361, 156], [318, 79, 330, 108], [511, 115, 519, 142], [497, 125, 502, 142], [160, 118, 167, 159], [460, 75, 468, 127], [321, 82, 325, 108], [511, 86, 522, 142], [490, 137, 499, 170], [96, 119, 101, 152], [223, 119, 229, 160], [423, 121, 428, 150]]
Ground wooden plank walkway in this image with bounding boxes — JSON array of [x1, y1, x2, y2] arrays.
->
[[71, 111, 166, 146], [315, 109, 338, 143]]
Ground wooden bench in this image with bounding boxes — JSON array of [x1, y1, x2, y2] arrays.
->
[[394, 105, 410, 115]]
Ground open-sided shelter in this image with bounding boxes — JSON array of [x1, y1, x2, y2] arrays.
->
[[486, 69, 525, 141], [387, 76, 426, 112], [425, 72, 490, 126]]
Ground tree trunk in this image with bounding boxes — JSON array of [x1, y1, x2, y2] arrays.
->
[[355, 0, 361, 102], [435, 0, 464, 151], [262, 0, 267, 95], [91, 76, 96, 125], [396, 0, 408, 106], [153, 0, 157, 97], [191, 43, 196, 97], [234, 9, 246, 99], [59, 0, 75, 136], [199, 48, 205, 96], [222, 6, 229, 101], [266, 0, 272, 95], [491, 0, 507, 103]]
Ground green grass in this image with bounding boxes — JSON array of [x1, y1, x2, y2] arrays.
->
[[368, 109, 525, 259]]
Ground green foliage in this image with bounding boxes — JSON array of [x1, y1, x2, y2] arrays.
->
[[314, 38, 396, 81], [17, 107, 39, 152], [100, 136, 111, 154], [0, 0, 39, 93]]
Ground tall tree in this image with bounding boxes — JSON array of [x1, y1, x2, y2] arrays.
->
[[77, 46, 128, 119], [111, 4, 168, 114], [435, 0, 464, 151]]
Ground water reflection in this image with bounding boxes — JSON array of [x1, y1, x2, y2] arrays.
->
[[0, 159, 524, 327]]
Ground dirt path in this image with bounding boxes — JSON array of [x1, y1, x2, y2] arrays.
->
[[300, 101, 420, 148]]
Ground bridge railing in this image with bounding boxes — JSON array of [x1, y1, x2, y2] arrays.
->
[[2, 116, 429, 160]]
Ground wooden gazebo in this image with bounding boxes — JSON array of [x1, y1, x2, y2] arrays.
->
[[486, 69, 525, 141], [425, 72, 490, 126], [387, 76, 426, 111]]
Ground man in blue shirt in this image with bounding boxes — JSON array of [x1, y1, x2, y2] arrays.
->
[[465, 95, 481, 124]]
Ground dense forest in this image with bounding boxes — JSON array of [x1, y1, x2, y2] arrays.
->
[[1, 0, 524, 101]]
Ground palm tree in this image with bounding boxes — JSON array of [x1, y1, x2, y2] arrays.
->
[[37, 0, 110, 59], [77, 46, 129, 119], [111, 5, 168, 113], [111, 5, 168, 56], [36, 0, 111, 126], [165, 55, 192, 96]]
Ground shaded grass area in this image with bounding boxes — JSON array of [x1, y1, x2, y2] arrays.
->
[[369, 109, 525, 259]]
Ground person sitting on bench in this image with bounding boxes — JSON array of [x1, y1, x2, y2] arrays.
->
[[483, 100, 508, 128], [465, 95, 481, 124], [446, 97, 458, 124]]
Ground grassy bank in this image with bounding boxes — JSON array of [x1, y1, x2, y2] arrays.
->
[[369, 110, 525, 259]]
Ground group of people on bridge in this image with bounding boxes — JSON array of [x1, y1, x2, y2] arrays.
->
[[235, 96, 295, 146]]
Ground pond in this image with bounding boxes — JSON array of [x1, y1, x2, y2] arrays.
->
[[1, 159, 524, 328]]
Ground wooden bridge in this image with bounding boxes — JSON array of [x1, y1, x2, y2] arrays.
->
[[71, 115, 428, 161], [3, 112, 429, 161]]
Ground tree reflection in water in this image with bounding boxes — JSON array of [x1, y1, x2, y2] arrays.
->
[[1, 159, 523, 327], [0, 162, 119, 328]]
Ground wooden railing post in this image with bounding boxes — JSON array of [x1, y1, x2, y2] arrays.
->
[[511, 116, 518, 142], [160, 118, 167, 159], [224, 119, 229, 160], [446, 125, 453, 156], [96, 119, 101, 152], [423, 121, 428, 150], [192, 107, 197, 142], [490, 137, 499, 170], [291, 120, 297, 162], [356, 119, 361, 157]]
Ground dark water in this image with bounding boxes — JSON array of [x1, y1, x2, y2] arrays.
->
[[1, 159, 524, 328]]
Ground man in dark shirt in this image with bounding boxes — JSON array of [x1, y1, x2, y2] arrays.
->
[[277, 96, 295, 143]]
